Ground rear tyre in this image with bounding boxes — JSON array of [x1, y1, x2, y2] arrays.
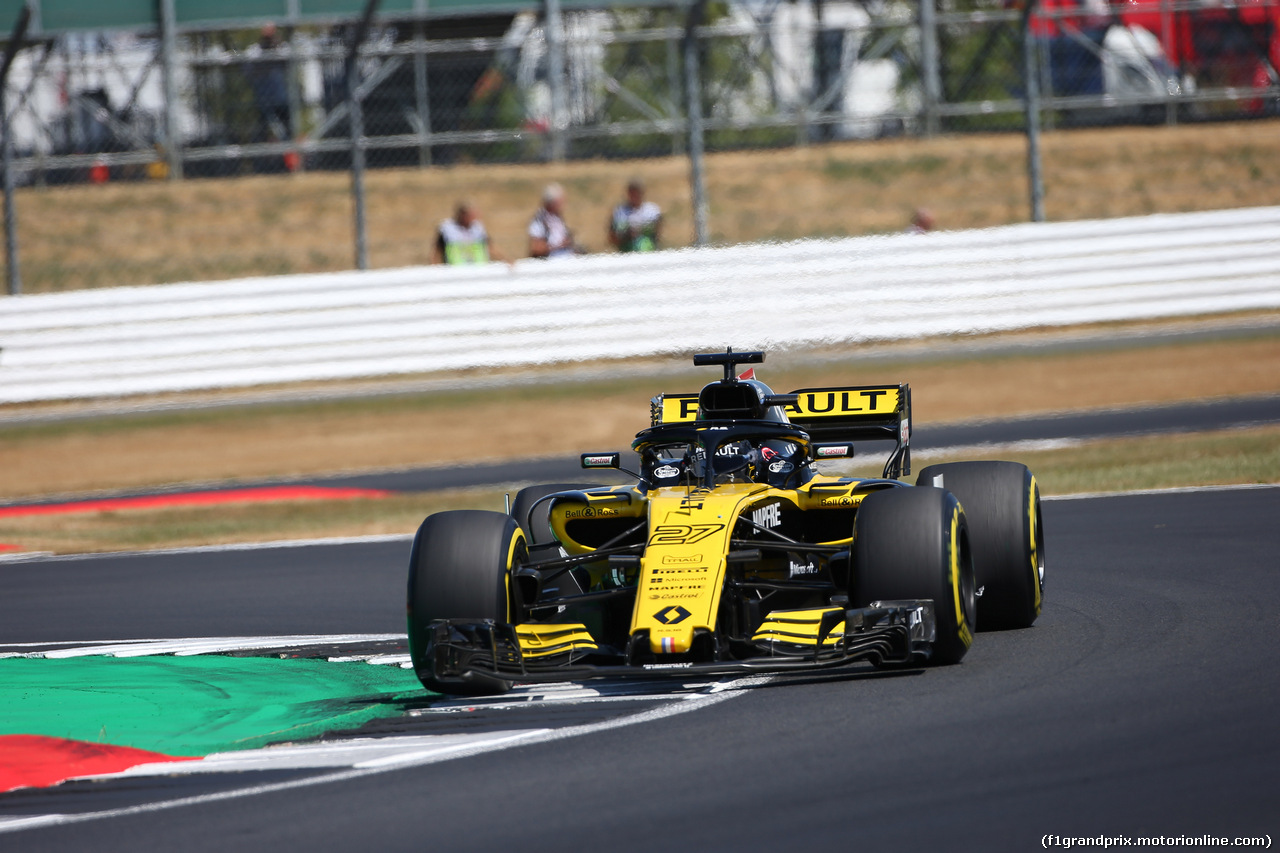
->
[[852, 486, 976, 666], [406, 510, 525, 695], [916, 461, 1043, 630], [510, 483, 603, 545]]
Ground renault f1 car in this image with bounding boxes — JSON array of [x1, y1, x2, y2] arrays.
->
[[407, 349, 1045, 695]]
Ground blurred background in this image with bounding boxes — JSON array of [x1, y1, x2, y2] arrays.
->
[[0, 0, 1277, 292]]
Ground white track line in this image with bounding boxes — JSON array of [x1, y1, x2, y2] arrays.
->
[[912, 438, 1086, 457], [100, 730, 554, 777], [1045, 482, 1280, 501], [0, 676, 764, 835]]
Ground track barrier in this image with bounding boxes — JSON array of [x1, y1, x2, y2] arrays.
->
[[1, 206, 1277, 403]]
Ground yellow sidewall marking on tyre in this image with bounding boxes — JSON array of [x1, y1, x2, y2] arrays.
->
[[505, 528, 526, 625], [1028, 474, 1042, 615], [951, 508, 972, 648]]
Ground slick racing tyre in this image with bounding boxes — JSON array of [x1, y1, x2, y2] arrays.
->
[[852, 486, 976, 666], [916, 461, 1044, 630], [510, 483, 603, 545], [406, 510, 526, 695]]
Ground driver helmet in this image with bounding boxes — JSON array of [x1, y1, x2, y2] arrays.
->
[[709, 439, 757, 484], [759, 439, 805, 485]]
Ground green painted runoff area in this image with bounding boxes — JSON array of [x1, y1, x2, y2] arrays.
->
[[1, 656, 425, 757]]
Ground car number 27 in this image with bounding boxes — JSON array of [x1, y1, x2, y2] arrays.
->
[[648, 524, 725, 545]]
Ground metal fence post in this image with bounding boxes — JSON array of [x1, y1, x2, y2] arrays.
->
[[812, 0, 829, 143], [2, 2, 31, 296], [413, 18, 432, 167], [3, 92, 19, 296], [919, 0, 941, 136], [159, 0, 183, 180], [544, 0, 568, 161], [666, 31, 683, 156], [348, 0, 381, 271], [1021, 0, 1045, 223], [1161, 0, 1177, 126], [350, 68, 368, 270], [684, 0, 708, 246]]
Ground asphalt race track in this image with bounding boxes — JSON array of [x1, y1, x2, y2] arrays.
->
[[2, 485, 1277, 850]]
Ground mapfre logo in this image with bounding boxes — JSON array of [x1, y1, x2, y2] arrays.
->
[[752, 502, 782, 529]]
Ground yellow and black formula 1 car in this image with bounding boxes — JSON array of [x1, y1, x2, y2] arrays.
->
[[407, 350, 1045, 695]]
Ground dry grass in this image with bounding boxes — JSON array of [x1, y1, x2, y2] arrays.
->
[[14, 119, 1280, 291], [1, 331, 1277, 501], [0, 489, 505, 556], [4, 427, 1277, 555], [833, 425, 1280, 495]]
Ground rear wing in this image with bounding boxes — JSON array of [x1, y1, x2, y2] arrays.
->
[[650, 383, 912, 479]]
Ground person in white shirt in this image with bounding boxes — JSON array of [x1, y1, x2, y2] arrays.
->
[[609, 179, 662, 253], [433, 202, 505, 265], [528, 184, 579, 259]]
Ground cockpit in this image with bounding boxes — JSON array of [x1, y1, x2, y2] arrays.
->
[[636, 422, 815, 489]]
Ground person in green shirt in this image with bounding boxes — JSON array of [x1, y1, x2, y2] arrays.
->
[[433, 201, 506, 265], [608, 179, 662, 253]]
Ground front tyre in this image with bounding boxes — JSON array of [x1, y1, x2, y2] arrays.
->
[[852, 487, 976, 665], [916, 461, 1043, 630], [406, 510, 525, 695]]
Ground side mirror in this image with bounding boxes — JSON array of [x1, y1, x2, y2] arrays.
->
[[581, 452, 623, 470], [762, 394, 799, 409]]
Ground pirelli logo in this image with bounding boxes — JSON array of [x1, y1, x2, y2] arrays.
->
[[660, 386, 900, 423]]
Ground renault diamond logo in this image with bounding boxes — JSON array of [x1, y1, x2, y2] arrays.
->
[[653, 605, 692, 625]]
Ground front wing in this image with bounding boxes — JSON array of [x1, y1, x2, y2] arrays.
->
[[416, 601, 937, 690]]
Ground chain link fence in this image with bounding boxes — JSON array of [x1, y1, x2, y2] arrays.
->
[[2, 0, 1278, 292]]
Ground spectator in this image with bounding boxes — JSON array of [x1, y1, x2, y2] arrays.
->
[[608, 178, 662, 253], [528, 183, 579, 259], [246, 24, 291, 144], [433, 201, 506, 265], [906, 207, 936, 234]]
